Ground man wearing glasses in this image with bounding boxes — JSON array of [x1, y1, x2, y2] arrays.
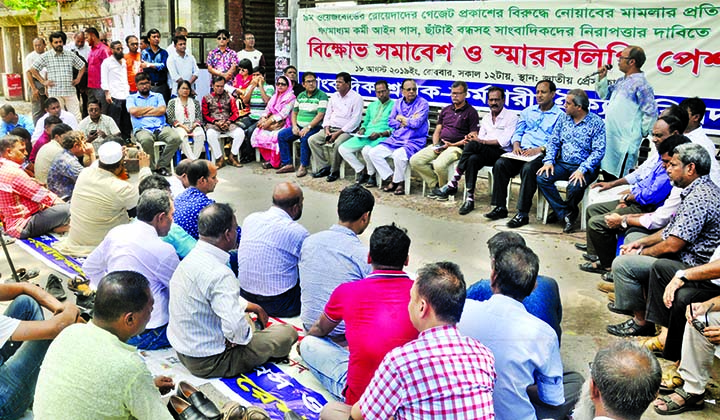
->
[[595, 45, 657, 180], [207, 30, 238, 86]]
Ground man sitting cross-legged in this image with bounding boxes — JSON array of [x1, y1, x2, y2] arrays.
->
[[321, 261, 496, 420], [168, 203, 298, 378], [459, 244, 583, 420], [83, 189, 179, 350], [301, 223, 418, 404]]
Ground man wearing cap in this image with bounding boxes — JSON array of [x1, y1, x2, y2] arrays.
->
[[56, 141, 151, 256]]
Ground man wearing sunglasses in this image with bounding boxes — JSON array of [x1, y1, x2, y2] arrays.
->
[[207, 29, 238, 86]]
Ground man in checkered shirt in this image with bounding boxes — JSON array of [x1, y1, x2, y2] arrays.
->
[[320, 261, 496, 420], [29, 31, 86, 123]]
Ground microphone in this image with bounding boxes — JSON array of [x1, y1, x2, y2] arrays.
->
[[587, 64, 613, 78]]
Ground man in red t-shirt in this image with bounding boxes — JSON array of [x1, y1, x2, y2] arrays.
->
[[300, 224, 418, 404]]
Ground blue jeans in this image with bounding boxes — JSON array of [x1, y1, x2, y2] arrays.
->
[[277, 126, 321, 167], [536, 162, 597, 219], [299, 336, 348, 401], [467, 276, 563, 343], [0, 295, 50, 420], [126, 324, 171, 350]]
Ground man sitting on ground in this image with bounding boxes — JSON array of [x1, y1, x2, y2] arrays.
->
[[83, 189, 179, 350], [174, 159, 221, 240], [485, 80, 562, 228], [78, 97, 121, 149], [0, 282, 81, 419], [321, 262, 496, 420], [47, 130, 96, 200], [34, 271, 175, 419], [466, 231, 563, 340], [536, 88, 606, 233], [459, 244, 582, 420], [29, 115, 62, 163], [33, 123, 73, 184], [30, 97, 79, 143], [56, 141, 151, 256], [237, 182, 308, 317], [0, 135, 70, 238], [302, 224, 418, 404], [168, 158, 191, 198], [0, 104, 33, 137], [169, 203, 298, 378], [299, 184, 374, 334]]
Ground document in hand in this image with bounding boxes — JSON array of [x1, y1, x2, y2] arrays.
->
[[500, 152, 542, 162]]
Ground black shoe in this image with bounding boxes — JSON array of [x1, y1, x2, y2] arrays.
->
[[75, 291, 95, 311], [177, 381, 222, 419], [156, 167, 171, 177], [546, 211, 559, 224], [45, 274, 66, 301], [167, 395, 208, 420], [506, 213, 529, 228], [326, 171, 340, 182], [563, 212, 578, 233], [607, 302, 634, 316], [575, 243, 588, 251], [364, 177, 378, 188], [356, 173, 370, 185], [432, 185, 457, 201], [426, 185, 440, 199], [484, 206, 508, 220], [583, 253, 599, 262], [458, 201, 475, 215], [606, 318, 656, 337], [312, 166, 331, 178]]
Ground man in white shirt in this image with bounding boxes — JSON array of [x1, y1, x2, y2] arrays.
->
[[165, 26, 188, 58], [308, 72, 364, 182], [168, 203, 298, 378], [78, 98, 121, 149], [31, 97, 79, 143], [25, 37, 48, 123], [101, 40, 132, 140], [679, 97, 720, 186], [83, 189, 179, 350], [166, 35, 199, 96], [236, 32, 265, 68], [0, 282, 80, 419]]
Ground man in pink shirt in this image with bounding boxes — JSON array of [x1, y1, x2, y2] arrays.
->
[[301, 224, 418, 405], [29, 116, 61, 163], [84, 27, 111, 113]]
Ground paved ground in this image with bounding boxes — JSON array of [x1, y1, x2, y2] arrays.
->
[[1, 96, 719, 418]]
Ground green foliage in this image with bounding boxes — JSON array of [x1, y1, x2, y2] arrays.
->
[[4, 0, 57, 19]]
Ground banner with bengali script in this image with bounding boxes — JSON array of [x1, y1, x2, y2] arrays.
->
[[297, 0, 720, 134], [17, 235, 85, 279], [221, 363, 327, 420]]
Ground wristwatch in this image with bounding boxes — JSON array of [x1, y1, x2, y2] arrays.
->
[[621, 216, 628, 229], [540, 145, 546, 153], [675, 270, 688, 282]]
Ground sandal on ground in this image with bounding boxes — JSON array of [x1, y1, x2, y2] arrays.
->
[[261, 162, 274, 170], [601, 271, 614, 282], [1, 235, 15, 245], [654, 388, 704, 415], [579, 261, 609, 274], [394, 184, 406, 195], [383, 182, 398, 193], [640, 335, 664, 355], [16, 268, 40, 282], [67, 275, 91, 294], [660, 364, 685, 393]]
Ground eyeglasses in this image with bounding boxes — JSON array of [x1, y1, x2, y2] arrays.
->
[[618, 56, 631, 60], [217, 36, 228, 40], [304, 79, 317, 84], [276, 82, 288, 86], [129, 42, 138, 46], [404, 87, 417, 91]]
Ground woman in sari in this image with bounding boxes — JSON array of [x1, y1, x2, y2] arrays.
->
[[251, 75, 295, 169], [166, 80, 208, 162]]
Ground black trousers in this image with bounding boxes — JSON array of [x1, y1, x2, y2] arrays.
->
[[491, 155, 544, 213], [240, 281, 301, 318], [456, 142, 505, 191], [107, 98, 132, 140]]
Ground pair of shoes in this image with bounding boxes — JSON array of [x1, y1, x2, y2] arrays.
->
[[12, 267, 39, 282], [579, 262, 609, 274], [606, 318, 656, 337], [459, 201, 474, 215], [546, 211, 559, 224], [275, 164, 294, 174], [596, 281, 614, 294], [383, 182, 398, 193], [355, 173, 370, 185], [296, 166, 308, 177], [575, 242, 588, 251], [601, 271, 614, 282], [326, 171, 340, 182], [364, 177, 378, 188], [175, 381, 221, 419], [640, 336, 664, 355], [426, 185, 440, 199], [583, 253, 599, 262], [659, 365, 685, 393], [312, 166, 331, 178], [393, 184, 405, 195], [156, 167, 171, 177], [563, 212, 578, 233], [507, 213, 529, 228], [484, 207, 508, 220], [654, 388, 704, 415], [607, 302, 633, 316], [45, 274, 66, 301], [168, 395, 215, 420], [431, 185, 457, 201], [67, 275, 90, 293]]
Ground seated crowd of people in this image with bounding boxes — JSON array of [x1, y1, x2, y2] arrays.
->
[[1, 32, 719, 419]]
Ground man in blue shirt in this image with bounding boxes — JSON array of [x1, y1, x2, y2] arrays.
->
[[140, 28, 170, 104], [536, 89, 606, 233], [485, 80, 562, 228], [126, 72, 181, 176], [458, 244, 582, 420], [0, 105, 34, 137]]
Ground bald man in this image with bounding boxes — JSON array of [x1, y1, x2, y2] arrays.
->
[[237, 182, 309, 317]]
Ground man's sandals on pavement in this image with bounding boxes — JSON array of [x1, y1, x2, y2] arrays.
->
[[654, 388, 705, 415]]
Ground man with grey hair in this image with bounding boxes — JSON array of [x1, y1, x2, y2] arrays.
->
[[609, 143, 720, 339], [83, 188, 179, 349], [537, 88, 606, 233], [578, 342, 661, 420]]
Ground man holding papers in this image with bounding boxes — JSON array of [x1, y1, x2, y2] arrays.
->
[[485, 80, 562, 228]]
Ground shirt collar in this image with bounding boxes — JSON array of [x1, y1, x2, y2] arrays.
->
[[418, 324, 458, 340], [329, 224, 358, 237], [0, 157, 21, 168], [489, 293, 527, 310], [680, 175, 709, 198], [195, 240, 231, 264], [268, 205, 293, 220]]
